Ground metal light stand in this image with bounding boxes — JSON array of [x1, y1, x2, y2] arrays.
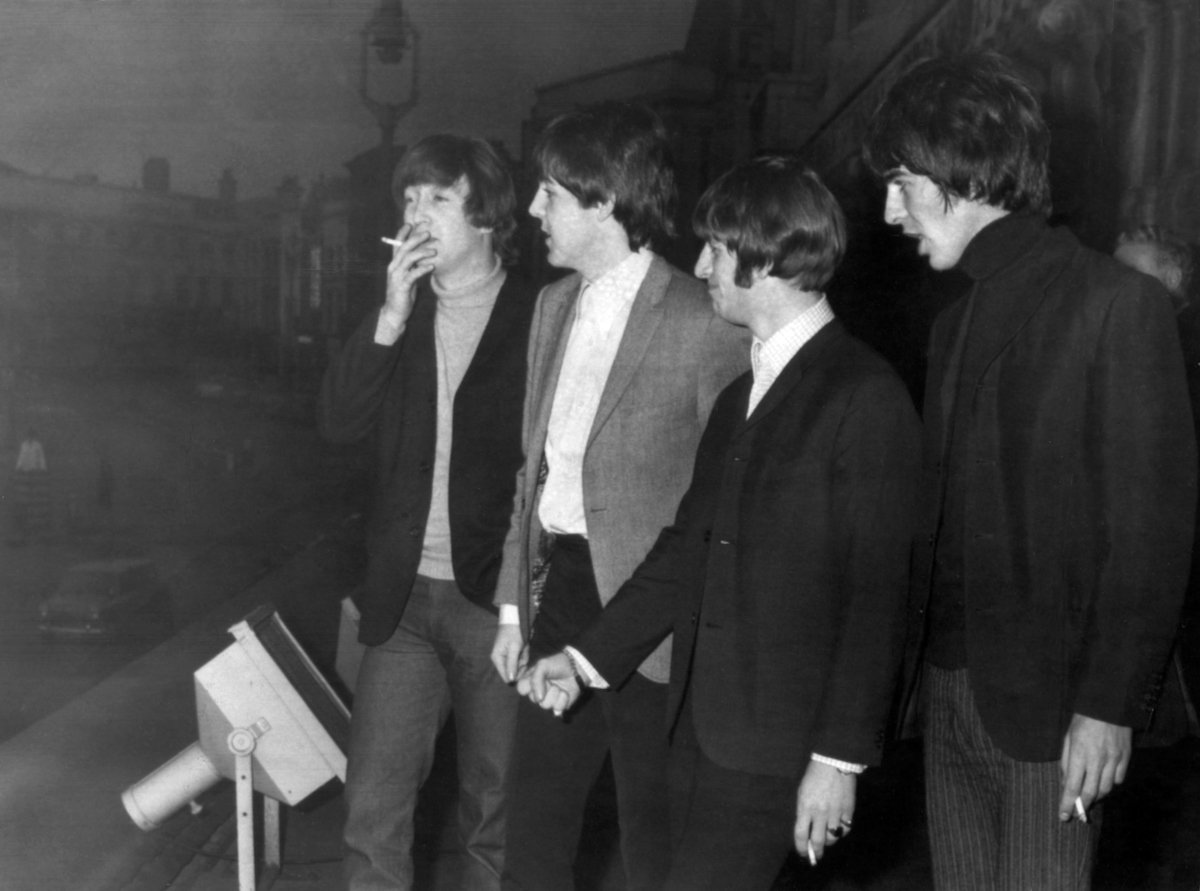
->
[[227, 721, 280, 891]]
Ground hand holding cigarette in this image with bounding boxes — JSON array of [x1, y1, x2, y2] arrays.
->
[[380, 223, 437, 328]]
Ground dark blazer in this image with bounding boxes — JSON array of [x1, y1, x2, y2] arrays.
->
[[318, 272, 536, 646], [905, 216, 1197, 761], [575, 319, 921, 777]]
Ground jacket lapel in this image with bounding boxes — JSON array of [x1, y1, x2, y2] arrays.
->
[[587, 257, 670, 447], [929, 296, 971, 467], [740, 320, 843, 432], [460, 273, 527, 385], [962, 248, 1062, 388], [529, 275, 582, 454]]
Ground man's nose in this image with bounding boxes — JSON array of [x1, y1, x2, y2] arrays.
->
[[693, 245, 711, 278], [407, 198, 430, 224], [883, 187, 905, 226], [528, 191, 545, 219]]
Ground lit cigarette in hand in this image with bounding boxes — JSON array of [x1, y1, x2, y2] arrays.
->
[[807, 840, 817, 867], [381, 236, 402, 247], [1074, 797, 1087, 823]]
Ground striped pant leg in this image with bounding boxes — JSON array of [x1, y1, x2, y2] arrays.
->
[[924, 665, 1002, 891], [924, 665, 1098, 891], [998, 755, 1097, 890]]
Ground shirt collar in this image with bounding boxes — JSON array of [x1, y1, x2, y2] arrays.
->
[[581, 249, 653, 307], [752, 296, 835, 382]]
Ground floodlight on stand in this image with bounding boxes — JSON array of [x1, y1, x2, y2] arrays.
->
[[121, 606, 350, 891]]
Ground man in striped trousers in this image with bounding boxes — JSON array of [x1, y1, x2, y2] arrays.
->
[[864, 51, 1197, 890]]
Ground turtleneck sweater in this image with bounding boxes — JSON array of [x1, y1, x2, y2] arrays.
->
[[417, 258, 506, 580], [926, 212, 1047, 668]]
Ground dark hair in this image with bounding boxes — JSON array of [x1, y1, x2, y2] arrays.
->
[[863, 51, 1051, 215], [693, 156, 846, 291], [392, 134, 517, 264], [532, 102, 676, 250]]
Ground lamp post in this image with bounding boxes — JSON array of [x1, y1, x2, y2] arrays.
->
[[345, 0, 420, 331], [360, 0, 419, 149]]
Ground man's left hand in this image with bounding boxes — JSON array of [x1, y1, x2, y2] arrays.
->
[[515, 653, 581, 717], [1058, 713, 1131, 821], [794, 759, 856, 865]]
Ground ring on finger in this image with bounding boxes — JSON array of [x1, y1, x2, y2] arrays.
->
[[828, 826, 844, 839]]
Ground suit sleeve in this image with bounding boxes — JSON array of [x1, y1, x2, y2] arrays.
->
[[810, 373, 923, 764], [317, 308, 402, 444], [571, 382, 738, 686], [1074, 279, 1197, 727]]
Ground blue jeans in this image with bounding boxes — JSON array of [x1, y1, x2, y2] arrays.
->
[[343, 576, 518, 891]]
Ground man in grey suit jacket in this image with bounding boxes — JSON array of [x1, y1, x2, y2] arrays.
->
[[490, 102, 746, 891]]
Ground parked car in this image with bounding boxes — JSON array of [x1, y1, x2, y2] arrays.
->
[[37, 558, 174, 639]]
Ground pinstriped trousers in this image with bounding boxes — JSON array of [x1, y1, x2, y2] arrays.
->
[[924, 665, 1098, 891]]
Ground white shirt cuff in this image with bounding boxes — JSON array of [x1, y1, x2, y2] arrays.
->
[[811, 753, 866, 774], [564, 646, 609, 689], [498, 604, 519, 625]]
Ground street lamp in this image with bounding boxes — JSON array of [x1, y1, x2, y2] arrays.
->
[[360, 0, 419, 148]]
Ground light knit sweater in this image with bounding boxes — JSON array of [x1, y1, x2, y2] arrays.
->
[[417, 260, 506, 580]]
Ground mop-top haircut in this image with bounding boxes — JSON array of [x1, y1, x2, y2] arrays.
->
[[693, 155, 846, 291], [863, 51, 1052, 215], [532, 101, 677, 250], [392, 134, 518, 263]]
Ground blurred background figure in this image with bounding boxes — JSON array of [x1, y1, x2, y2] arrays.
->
[[1114, 226, 1195, 314], [12, 428, 49, 542]]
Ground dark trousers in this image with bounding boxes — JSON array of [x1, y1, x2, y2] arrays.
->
[[661, 697, 796, 891], [502, 537, 671, 891], [923, 665, 1098, 891], [343, 576, 517, 891]]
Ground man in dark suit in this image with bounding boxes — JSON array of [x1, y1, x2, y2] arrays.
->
[[864, 52, 1197, 889], [517, 156, 921, 890], [318, 135, 535, 890]]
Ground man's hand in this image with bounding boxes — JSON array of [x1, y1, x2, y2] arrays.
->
[[1058, 713, 1132, 822], [794, 759, 856, 865], [381, 223, 437, 329], [515, 653, 581, 717], [490, 624, 526, 684]]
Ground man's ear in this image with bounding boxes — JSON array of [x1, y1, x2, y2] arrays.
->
[[1164, 265, 1184, 296], [594, 196, 617, 223]]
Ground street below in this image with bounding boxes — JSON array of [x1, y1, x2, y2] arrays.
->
[[0, 362, 367, 743]]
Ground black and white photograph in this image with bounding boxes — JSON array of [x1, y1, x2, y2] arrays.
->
[[0, 1, 1198, 889]]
